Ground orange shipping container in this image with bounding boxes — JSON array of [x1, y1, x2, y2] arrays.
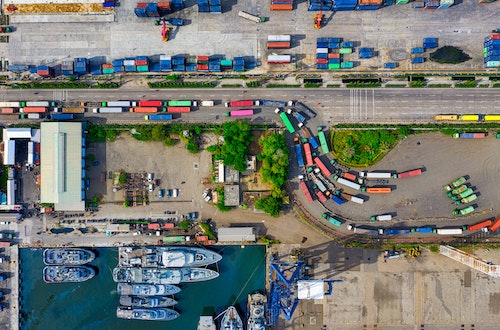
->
[[131, 107, 158, 113], [267, 41, 291, 49], [196, 235, 208, 242], [270, 4, 293, 10], [366, 187, 392, 193], [163, 223, 175, 229], [22, 107, 47, 113], [1, 107, 15, 114], [147, 223, 161, 229], [328, 53, 340, 59], [342, 172, 357, 181], [489, 216, 500, 232]]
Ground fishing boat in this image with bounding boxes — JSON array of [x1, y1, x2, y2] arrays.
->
[[43, 248, 95, 265], [43, 266, 95, 283], [197, 315, 216, 330], [116, 306, 180, 321], [119, 295, 177, 308], [117, 283, 181, 296], [112, 267, 219, 284], [247, 292, 267, 330], [220, 306, 243, 330], [118, 246, 222, 268]]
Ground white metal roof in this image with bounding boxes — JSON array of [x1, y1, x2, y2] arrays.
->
[[3, 140, 15, 165], [3, 128, 33, 140], [217, 227, 256, 242], [297, 280, 325, 300]]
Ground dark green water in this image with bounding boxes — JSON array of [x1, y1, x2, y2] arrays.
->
[[19, 245, 266, 330]]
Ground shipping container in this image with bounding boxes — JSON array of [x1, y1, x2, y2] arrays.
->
[[131, 107, 158, 113], [303, 143, 313, 167], [51, 113, 75, 120], [294, 142, 304, 168], [335, 177, 361, 190], [384, 62, 397, 69], [139, 100, 163, 107], [238, 10, 265, 23], [365, 187, 392, 193], [279, 112, 295, 133], [26, 101, 54, 107], [313, 157, 332, 177], [268, 55, 291, 64], [484, 115, 500, 121], [453, 132, 486, 139], [145, 114, 173, 121], [370, 214, 392, 221], [168, 100, 192, 107], [60, 108, 85, 114], [308, 135, 318, 149], [394, 168, 422, 179], [317, 130, 329, 153], [353, 227, 380, 235], [315, 190, 328, 203], [299, 181, 313, 203], [411, 227, 434, 233], [267, 41, 291, 49], [102, 101, 136, 107], [0, 108, 15, 114], [459, 114, 480, 121], [359, 171, 392, 179], [332, 195, 345, 205], [488, 216, 500, 232], [225, 109, 254, 117], [434, 114, 459, 121], [166, 107, 191, 113], [0, 101, 22, 107], [20, 107, 47, 113], [94, 107, 124, 113], [342, 172, 357, 181]]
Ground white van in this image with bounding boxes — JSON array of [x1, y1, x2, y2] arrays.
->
[[173, 188, 179, 197]]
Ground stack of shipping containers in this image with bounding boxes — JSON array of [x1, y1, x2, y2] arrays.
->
[[160, 55, 172, 71], [209, 56, 221, 72], [90, 60, 102, 75], [197, 0, 221, 13], [197, 56, 209, 72], [268, 55, 291, 65], [484, 33, 500, 68], [135, 2, 174, 17], [307, 0, 333, 10], [74, 58, 89, 75], [316, 38, 354, 70], [101, 63, 114, 74], [332, 0, 356, 11], [437, 0, 453, 8], [123, 58, 136, 72], [170, 0, 185, 10], [220, 59, 233, 71], [61, 61, 74, 76], [112, 59, 124, 73], [186, 57, 197, 72], [358, 48, 373, 58], [172, 56, 185, 71], [267, 35, 291, 49], [424, 0, 440, 9], [271, 0, 293, 11], [423, 38, 438, 49], [355, 0, 382, 10], [233, 57, 245, 72], [135, 56, 149, 72], [36, 66, 52, 77]]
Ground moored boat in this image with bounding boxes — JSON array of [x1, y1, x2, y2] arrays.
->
[[112, 267, 219, 284], [247, 292, 267, 330], [43, 266, 95, 283], [220, 306, 243, 330], [116, 306, 180, 321], [119, 295, 177, 308], [118, 246, 222, 268], [43, 248, 95, 265], [117, 283, 181, 296], [197, 315, 217, 330]]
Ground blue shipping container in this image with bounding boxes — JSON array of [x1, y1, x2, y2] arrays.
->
[[103, 2, 115, 7], [328, 59, 340, 64], [134, 8, 148, 17], [332, 195, 345, 205], [384, 62, 397, 68], [411, 47, 424, 54], [124, 65, 137, 72], [309, 137, 319, 149], [316, 64, 328, 69], [411, 57, 425, 64], [316, 53, 328, 59]]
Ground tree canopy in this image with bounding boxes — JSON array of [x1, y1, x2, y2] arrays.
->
[[212, 121, 253, 172], [258, 132, 289, 187]]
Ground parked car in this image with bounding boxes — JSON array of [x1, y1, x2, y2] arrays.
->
[[149, 184, 154, 192], [158, 189, 164, 198], [173, 189, 179, 197], [166, 189, 172, 198], [147, 173, 154, 182]]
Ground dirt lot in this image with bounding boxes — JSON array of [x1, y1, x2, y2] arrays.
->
[[304, 132, 500, 230]]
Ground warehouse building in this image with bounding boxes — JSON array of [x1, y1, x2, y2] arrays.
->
[[217, 227, 256, 243], [40, 122, 85, 211]]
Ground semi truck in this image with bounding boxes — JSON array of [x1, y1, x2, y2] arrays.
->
[[303, 143, 313, 167], [342, 172, 357, 181], [294, 139, 304, 168], [453, 205, 475, 216], [294, 102, 316, 118], [370, 214, 392, 221], [287, 109, 306, 127], [200, 100, 215, 107], [451, 188, 474, 201], [225, 109, 254, 117], [299, 179, 313, 203], [93, 107, 123, 113], [101, 101, 136, 107], [488, 216, 500, 232], [145, 114, 173, 121], [261, 100, 287, 107], [322, 213, 342, 227], [443, 176, 466, 191], [138, 100, 163, 107], [411, 227, 434, 233], [455, 193, 477, 205], [334, 176, 361, 190], [0, 102, 23, 107], [392, 168, 423, 179], [50, 113, 74, 120], [446, 185, 467, 197], [238, 10, 266, 23], [340, 192, 364, 204], [224, 100, 259, 107], [26, 101, 57, 107], [314, 179, 328, 194], [332, 195, 345, 205], [453, 132, 487, 139], [467, 220, 492, 232], [360, 171, 392, 179], [313, 157, 331, 177], [279, 112, 295, 134], [168, 100, 193, 107], [352, 226, 380, 235]]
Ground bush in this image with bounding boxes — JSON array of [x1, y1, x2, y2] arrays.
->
[[429, 46, 471, 64], [266, 84, 300, 88], [455, 80, 477, 88], [409, 81, 426, 88], [345, 82, 382, 88], [255, 196, 282, 217], [304, 82, 322, 88], [246, 81, 261, 88], [148, 81, 217, 88]]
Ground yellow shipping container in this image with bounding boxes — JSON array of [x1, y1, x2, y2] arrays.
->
[[484, 115, 500, 121], [459, 114, 480, 121]]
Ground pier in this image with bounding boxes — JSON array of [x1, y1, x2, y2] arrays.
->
[[10, 245, 19, 330]]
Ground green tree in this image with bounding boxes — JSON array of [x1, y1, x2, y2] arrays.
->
[[255, 196, 282, 217], [218, 121, 253, 172], [258, 132, 289, 187], [151, 125, 168, 141]]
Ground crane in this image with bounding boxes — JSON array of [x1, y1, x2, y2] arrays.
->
[[314, 10, 323, 29], [161, 21, 171, 42]]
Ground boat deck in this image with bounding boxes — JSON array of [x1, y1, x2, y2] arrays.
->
[[118, 247, 154, 267]]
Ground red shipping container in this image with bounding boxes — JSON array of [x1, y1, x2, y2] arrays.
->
[[163, 223, 174, 229], [267, 41, 291, 49], [22, 107, 47, 113], [1, 108, 15, 114], [167, 107, 190, 113], [135, 60, 148, 66], [136, 2, 147, 7], [270, 4, 293, 10], [328, 53, 340, 59], [139, 100, 162, 107], [197, 64, 209, 71], [158, 1, 171, 9], [37, 70, 50, 76], [316, 58, 328, 64], [489, 34, 500, 40], [102, 63, 113, 69], [147, 223, 161, 230], [197, 55, 209, 62], [196, 235, 208, 242]]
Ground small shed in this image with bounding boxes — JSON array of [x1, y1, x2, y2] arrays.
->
[[217, 227, 256, 243]]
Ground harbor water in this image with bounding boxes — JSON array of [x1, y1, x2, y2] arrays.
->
[[19, 245, 266, 330]]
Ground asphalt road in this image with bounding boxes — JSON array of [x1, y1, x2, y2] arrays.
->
[[1, 88, 500, 124]]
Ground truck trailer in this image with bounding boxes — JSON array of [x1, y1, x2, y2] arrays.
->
[[102, 101, 136, 107], [51, 113, 74, 120], [335, 176, 361, 190], [93, 107, 124, 113], [145, 114, 173, 121], [225, 109, 255, 117], [238, 10, 266, 23], [224, 100, 258, 107], [392, 168, 423, 179], [360, 171, 392, 179], [453, 132, 487, 139], [370, 214, 392, 221], [443, 176, 467, 191]]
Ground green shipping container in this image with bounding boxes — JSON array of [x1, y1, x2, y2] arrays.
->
[[102, 68, 114, 74], [220, 59, 233, 67], [328, 63, 340, 70], [137, 65, 149, 72], [341, 62, 353, 69], [163, 236, 185, 243], [339, 48, 352, 54]]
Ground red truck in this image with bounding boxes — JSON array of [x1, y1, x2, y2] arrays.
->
[[468, 220, 493, 232], [394, 168, 423, 179], [313, 157, 331, 177], [299, 181, 313, 203], [224, 100, 259, 107], [139, 100, 163, 107], [489, 216, 500, 232]]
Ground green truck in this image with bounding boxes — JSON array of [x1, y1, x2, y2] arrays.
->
[[455, 193, 477, 205], [453, 205, 475, 216], [446, 184, 467, 197], [451, 188, 474, 201], [443, 176, 467, 191], [322, 213, 342, 227]]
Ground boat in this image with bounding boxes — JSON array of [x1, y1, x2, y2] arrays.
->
[[43, 248, 95, 265], [197, 315, 217, 330], [119, 295, 177, 308], [112, 267, 219, 284], [116, 306, 180, 321], [117, 283, 181, 296], [247, 292, 267, 330], [220, 306, 243, 330], [118, 246, 222, 268], [43, 266, 95, 283]]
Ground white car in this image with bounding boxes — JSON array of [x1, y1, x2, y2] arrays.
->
[[132, 231, 141, 236]]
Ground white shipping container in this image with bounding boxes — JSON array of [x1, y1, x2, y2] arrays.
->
[[376, 215, 392, 221], [268, 35, 291, 42], [316, 48, 329, 54], [201, 100, 214, 107], [336, 177, 361, 190], [268, 55, 291, 63], [27, 113, 41, 119], [26, 101, 49, 107], [123, 60, 136, 66], [0, 102, 21, 107], [437, 228, 463, 235], [360, 171, 392, 179], [98, 107, 123, 113], [350, 196, 364, 204], [160, 55, 172, 60]]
